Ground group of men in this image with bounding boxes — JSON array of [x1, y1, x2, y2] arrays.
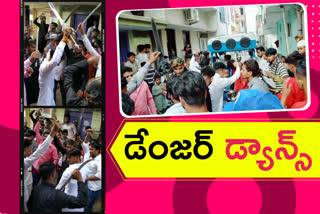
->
[[23, 110, 102, 212], [24, 13, 102, 107], [121, 39, 307, 115]]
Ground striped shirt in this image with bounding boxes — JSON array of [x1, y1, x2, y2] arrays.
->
[[269, 58, 289, 90]]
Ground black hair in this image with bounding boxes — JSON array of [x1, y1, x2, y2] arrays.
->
[[265, 48, 277, 56], [27, 40, 36, 47], [127, 52, 135, 58], [121, 76, 128, 90], [175, 71, 207, 106], [285, 51, 304, 66], [224, 55, 231, 61], [65, 139, 76, 147], [62, 129, 68, 135], [85, 126, 92, 130], [122, 93, 135, 115], [67, 149, 82, 158], [137, 44, 145, 53], [144, 44, 151, 49], [39, 161, 56, 182], [43, 130, 50, 136], [121, 93, 134, 115], [213, 62, 226, 71], [227, 59, 235, 70], [243, 59, 262, 77], [166, 76, 180, 101], [256, 46, 265, 52], [24, 138, 32, 149], [121, 66, 133, 77], [203, 51, 210, 57], [154, 74, 161, 80], [92, 28, 100, 34], [185, 53, 193, 60], [51, 22, 58, 28], [201, 66, 215, 78], [281, 56, 286, 59], [25, 129, 36, 138], [45, 118, 52, 124], [89, 141, 101, 150], [296, 60, 307, 77], [64, 114, 70, 119], [94, 39, 102, 48], [77, 40, 84, 46]]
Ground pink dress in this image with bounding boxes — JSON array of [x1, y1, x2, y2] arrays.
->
[[129, 81, 157, 115]]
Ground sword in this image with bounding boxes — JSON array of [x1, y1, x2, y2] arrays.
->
[[75, 3, 102, 32], [48, 2, 79, 49], [151, 18, 170, 74], [64, 6, 80, 23], [35, 28, 39, 67]]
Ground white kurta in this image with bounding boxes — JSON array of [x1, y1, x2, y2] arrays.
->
[[24, 135, 53, 212], [56, 142, 90, 212], [209, 66, 241, 112], [37, 41, 66, 106]]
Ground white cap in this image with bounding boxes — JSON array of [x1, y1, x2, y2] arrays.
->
[[297, 40, 305, 48]]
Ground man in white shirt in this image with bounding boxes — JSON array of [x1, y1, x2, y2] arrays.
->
[[78, 23, 101, 77], [135, 44, 148, 66], [24, 120, 60, 212], [189, 52, 201, 73], [85, 141, 102, 212], [56, 137, 90, 212], [124, 52, 141, 74], [86, 20, 98, 40], [256, 46, 269, 74], [209, 61, 241, 112], [37, 28, 72, 106], [164, 76, 186, 115], [61, 114, 76, 140]]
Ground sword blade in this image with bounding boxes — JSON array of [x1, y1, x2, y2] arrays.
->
[[151, 18, 163, 54], [48, 2, 66, 29]]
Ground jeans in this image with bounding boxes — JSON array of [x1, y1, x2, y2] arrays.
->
[[85, 189, 101, 212]]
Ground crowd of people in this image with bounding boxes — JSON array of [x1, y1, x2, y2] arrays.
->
[[24, 13, 102, 107], [121, 39, 307, 115], [23, 109, 102, 212]]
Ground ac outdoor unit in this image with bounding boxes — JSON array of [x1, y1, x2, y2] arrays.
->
[[208, 34, 256, 53], [184, 9, 199, 24]]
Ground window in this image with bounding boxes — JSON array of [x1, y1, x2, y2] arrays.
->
[[240, 8, 244, 15], [219, 8, 226, 23]]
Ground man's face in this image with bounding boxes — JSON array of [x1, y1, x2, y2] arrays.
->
[[92, 31, 98, 38], [202, 75, 212, 87], [64, 116, 69, 123], [298, 46, 306, 55], [173, 65, 185, 76], [241, 65, 251, 79], [145, 48, 150, 54], [257, 50, 264, 57], [28, 44, 36, 54], [66, 144, 75, 153], [128, 55, 135, 63], [194, 54, 200, 62], [89, 146, 99, 158], [43, 133, 49, 140], [123, 71, 133, 82], [155, 78, 161, 85], [62, 132, 68, 139], [49, 23, 56, 31], [266, 54, 276, 63], [24, 146, 32, 158], [285, 63, 295, 73]]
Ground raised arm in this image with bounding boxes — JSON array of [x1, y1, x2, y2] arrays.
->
[[24, 120, 60, 169], [221, 63, 241, 87], [127, 52, 161, 95]]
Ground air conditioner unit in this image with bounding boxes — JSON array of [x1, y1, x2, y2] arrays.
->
[[207, 33, 256, 53], [184, 9, 199, 24]]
